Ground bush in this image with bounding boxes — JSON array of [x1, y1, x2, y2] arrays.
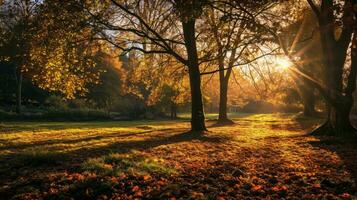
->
[[0, 107, 111, 121], [111, 96, 146, 119], [46, 95, 68, 110], [240, 101, 279, 113], [68, 99, 89, 109], [44, 108, 110, 121]]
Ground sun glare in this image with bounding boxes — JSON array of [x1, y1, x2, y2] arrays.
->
[[276, 58, 292, 70]]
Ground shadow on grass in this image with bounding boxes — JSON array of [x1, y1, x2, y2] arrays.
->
[[0, 130, 230, 199], [53, 143, 283, 199], [68, 130, 229, 160], [0, 120, 184, 133], [268, 114, 324, 132], [0, 130, 228, 172], [0, 130, 156, 151], [309, 136, 357, 194]]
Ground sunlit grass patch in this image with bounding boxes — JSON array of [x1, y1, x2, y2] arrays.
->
[[81, 152, 176, 176]]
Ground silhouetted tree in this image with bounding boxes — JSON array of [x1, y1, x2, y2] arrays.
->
[[306, 0, 356, 135]]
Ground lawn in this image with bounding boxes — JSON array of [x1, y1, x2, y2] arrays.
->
[[0, 114, 356, 199]]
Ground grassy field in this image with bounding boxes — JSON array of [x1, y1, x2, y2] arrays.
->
[[0, 114, 356, 199]]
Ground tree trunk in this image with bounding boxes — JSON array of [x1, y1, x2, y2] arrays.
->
[[170, 102, 177, 119], [314, 96, 355, 136], [218, 78, 229, 122], [182, 19, 206, 132], [306, 0, 356, 136], [299, 81, 316, 117], [303, 98, 316, 117], [217, 48, 235, 123], [328, 99, 354, 134], [15, 67, 22, 114]]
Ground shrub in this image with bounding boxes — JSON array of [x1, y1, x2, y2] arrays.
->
[[46, 95, 68, 110], [44, 108, 110, 121], [68, 99, 89, 109], [240, 101, 279, 113]]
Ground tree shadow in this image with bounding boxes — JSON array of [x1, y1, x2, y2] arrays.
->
[[0, 120, 182, 133], [68, 130, 230, 160], [0, 129, 231, 198], [0, 130, 230, 172], [0, 130, 156, 151], [308, 136, 357, 194], [278, 114, 325, 131]]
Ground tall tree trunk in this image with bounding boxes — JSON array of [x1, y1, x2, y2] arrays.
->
[[299, 80, 316, 117], [327, 97, 354, 134], [218, 57, 228, 122], [217, 48, 235, 123], [318, 47, 356, 135], [309, 0, 356, 136], [218, 78, 228, 122], [182, 19, 206, 132], [322, 32, 357, 135], [302, 95, 316, 117], [15, 67, 22, 114], [170, 102, 177, 119]]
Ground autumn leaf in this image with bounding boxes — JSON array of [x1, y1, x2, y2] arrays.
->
[[339, 193, 351, 199], [252, 185, 263, 191], [143, 174, 151, 181]]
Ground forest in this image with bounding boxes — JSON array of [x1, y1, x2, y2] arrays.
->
[[0, 0, 356, 199]]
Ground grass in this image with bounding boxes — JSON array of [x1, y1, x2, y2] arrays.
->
[[81, 151, 176, 176], [0, 113, 356, 199]]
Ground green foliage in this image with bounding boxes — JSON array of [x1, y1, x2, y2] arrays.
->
[[87, 51, 124, 109]]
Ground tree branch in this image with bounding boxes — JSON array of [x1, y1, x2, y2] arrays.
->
[[200, 47, 279, 75], [306, 0, 320, 17]]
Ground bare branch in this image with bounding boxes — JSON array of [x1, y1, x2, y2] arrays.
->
[[200, 47, 279, 75]]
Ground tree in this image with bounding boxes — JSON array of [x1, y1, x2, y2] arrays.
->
[[88, 0, 208, 131], [0, 0, 103, 112], [201, 1, 275, 123], [231, 0, 356, 135], [280, 9, 322, 116], [87, 50, 124, 111], [146, 58, 190, 119], [304, 0, 356, 135], [28, 0, 102, 99], [0, 0, 40, 113]]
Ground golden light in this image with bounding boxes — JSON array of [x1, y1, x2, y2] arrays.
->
[[276, 58, 292, 70]]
